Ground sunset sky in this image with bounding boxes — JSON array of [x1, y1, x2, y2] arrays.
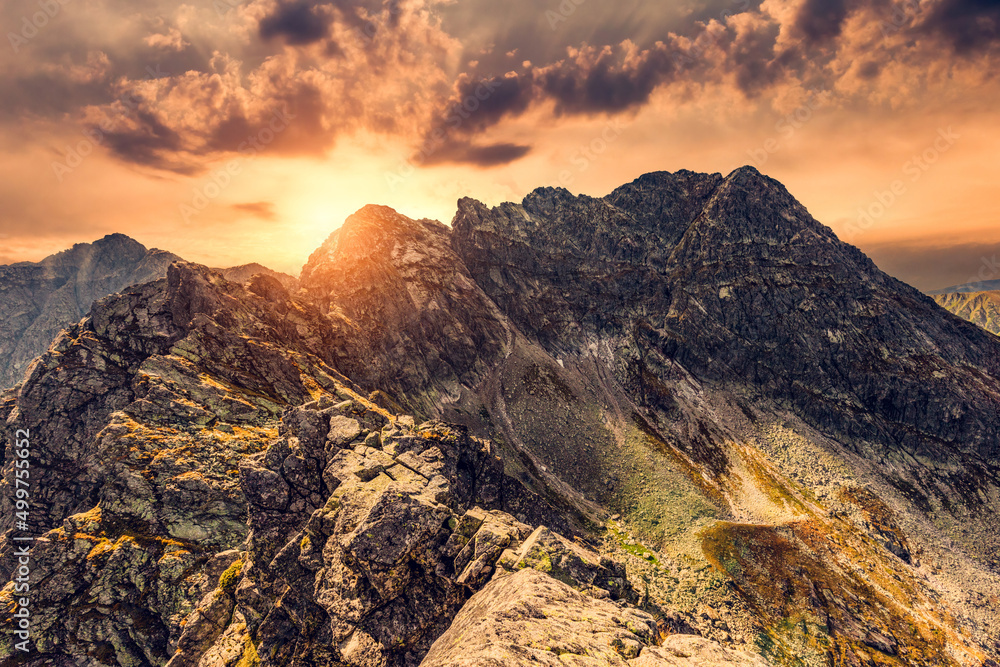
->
[[1, 0, 998, 291]]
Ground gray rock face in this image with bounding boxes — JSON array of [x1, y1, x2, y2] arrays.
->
[[165, 401, 590, 667], [0, 262, 361, 664], [453, 166, 1000, 462], [299, 204, 512, 415], [0, 234, 181, 389]]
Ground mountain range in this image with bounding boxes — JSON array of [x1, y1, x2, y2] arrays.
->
[[0, 234, 180, 389], [0, 166, 998, 667], [0, 240, 298, 391], [930, 279, 1000, 295]]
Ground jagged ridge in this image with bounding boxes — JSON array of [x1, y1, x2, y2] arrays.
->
[[2, 167, 999, 667]]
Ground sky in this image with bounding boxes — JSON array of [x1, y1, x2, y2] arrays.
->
[[0, 0, 998, 291]]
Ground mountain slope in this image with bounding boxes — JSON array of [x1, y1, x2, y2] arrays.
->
[[934, 291, 1000, 336], [0, 234, 181, 389], [2, 167, 999, 667]]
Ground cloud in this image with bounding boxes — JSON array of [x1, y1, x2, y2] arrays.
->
[[99, 109, 192, 173], [259, 1, 331, 45], [231, 201, 278, 219], [3, 0, 998, 176], [793, 0, 852, 42], [406, 0, 1000, 167], [538, 42, 680, 114], [914, 0, 1000, 54], [27, 0, 464, 174], [419, 141, 532, 167], [144, 27, 190, 52]]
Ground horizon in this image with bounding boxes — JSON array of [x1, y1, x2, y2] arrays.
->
[[2, 0, 998, 291], [2, 163, 993, 293]]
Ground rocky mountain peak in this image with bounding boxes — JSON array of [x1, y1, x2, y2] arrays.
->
[[301, 204, 449, 283], [91, 231, 148, 251], [299, 205, 509, 411]]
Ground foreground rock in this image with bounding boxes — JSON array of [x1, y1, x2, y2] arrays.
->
[[421, 568, 764, 667], [0, 262, 360, 664], [167, 401, 598, 667]]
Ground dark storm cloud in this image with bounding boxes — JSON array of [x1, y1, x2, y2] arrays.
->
[[794, 0, 851, 41], [726, 19, 786, 95], [99, 110, 194, 173], [436, 43, 691, 136], [419, 141, 532, 167], [915, 0, 1000, 54], [442, 74, 534, 136], [259, 1, 331, 45], [857, 60, 881, 80], [94, 80, 331, 175], [418, 20, 786, 167], [540, 46, 678, 114]]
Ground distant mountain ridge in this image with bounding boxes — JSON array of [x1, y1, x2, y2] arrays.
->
[[0, 234, 181, 388], [0, 237, 299, 390], [929, 279, 1000, 294], [216, 263, 298, 290]]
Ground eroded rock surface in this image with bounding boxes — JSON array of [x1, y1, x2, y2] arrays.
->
[[421, 568, 763, 667]]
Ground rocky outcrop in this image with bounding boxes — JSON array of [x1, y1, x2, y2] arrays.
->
[[0, 234, 181, 389], [933, 291, 1000, 335], [299, 205, 512, 415], [164, 400, 612, 667], [453, 167, 1000, 462], [0, 262, 363, 664], [421, 568, 765, 667], [0, 260, 594, 666]]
